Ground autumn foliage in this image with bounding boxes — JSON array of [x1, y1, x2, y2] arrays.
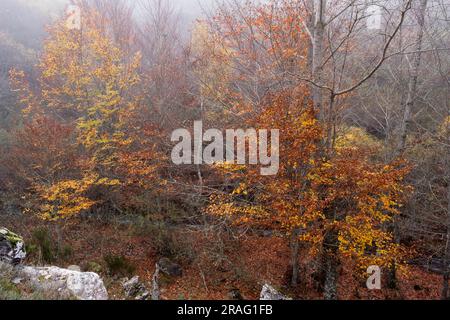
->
[[206, 86, 411, 274], [5, 7, 164, 220], [1, 0, 437, 301]]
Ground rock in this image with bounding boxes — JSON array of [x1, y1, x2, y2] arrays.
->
[[228, 288, 244, 300], [67, 265, 81, 272], [16, 265, 108, 300], [135, 291, 150, 300], [260, 284, 291, 300], [122, 276, 149, 300], [0, 228, 26, 265], [157, 258, 182, 278], [123, 276, 141, 296], [0, 260, 14, 276]]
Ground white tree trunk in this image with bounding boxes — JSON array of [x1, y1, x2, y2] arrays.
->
[[397, 0, 428, 154]]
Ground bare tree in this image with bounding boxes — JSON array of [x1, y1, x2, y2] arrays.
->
[[78, 0, 137, 54], [137, 0, 188, 125], [397, 0, 428, 155]]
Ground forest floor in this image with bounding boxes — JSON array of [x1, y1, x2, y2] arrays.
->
[[1, 214, 445, 300]]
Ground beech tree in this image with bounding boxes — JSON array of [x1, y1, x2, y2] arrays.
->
[[7, 6, 161, 220]]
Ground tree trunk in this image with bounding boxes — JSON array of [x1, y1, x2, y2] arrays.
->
[[323, 228, 339, 300], [311, 0, 326, 119], [442, 240, 449, 299], [390, 0, 428, 289], [387, 218, 400, 289], [442, 141, 450, 300], [397, 0, 428, 155], [290, 228, 301, 287], [152, 263, 160, 301], [387, 261, 398, 289], [310, 3, 340, 298]]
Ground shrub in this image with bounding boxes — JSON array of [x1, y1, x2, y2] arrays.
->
[[31, 227, 55, 263], [59, 244, 73, 261], [132, 218, 195, 262], [83, 261, 103, 274], [0, 278, 21, 300], [29, 227, 73, 264], [104, 254, 135, 277]]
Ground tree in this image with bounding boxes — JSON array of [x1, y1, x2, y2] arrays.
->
[[206, 87, 411, 297], [6, 6, 161, 220], [397, 0, 428, 155]]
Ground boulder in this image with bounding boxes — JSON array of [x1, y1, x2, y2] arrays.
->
[[16, 265, 108, 300], [0, 228, 26, 265], [122, 276, 149, 300], [0, 260, 14, 276], [67, 265, 81, 272], [260, 284, 291, 300], [157, 258, 182, 278]]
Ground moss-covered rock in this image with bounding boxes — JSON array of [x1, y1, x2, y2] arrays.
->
[[0, 228, 23, 245], [0, 228, 26, 265]]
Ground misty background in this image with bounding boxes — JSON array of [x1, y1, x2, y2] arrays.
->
[[0, 0, 216, 133], [0, 0, 215, 48]]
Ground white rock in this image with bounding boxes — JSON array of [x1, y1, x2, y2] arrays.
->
[[260, 284, 291, 300], [17, 266, 108, 300], [67, 265, 81, 272], [123, 275, 148, 299]]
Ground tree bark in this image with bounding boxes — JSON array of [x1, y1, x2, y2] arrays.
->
[[311, 0, 326, 119], [397, 0, 428, 155], [323, 227, 339, 300], [152, 263, 161, 301], [442, 140, 450, 300], [290, 228, 301, 287], [388, 0, 428, 290]]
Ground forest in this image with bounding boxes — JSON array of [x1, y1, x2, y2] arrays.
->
[[0, 0, 449, 301]]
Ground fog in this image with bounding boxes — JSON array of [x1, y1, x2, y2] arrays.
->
[[0, 0, 218, 129], [11, 0, 216, 18]]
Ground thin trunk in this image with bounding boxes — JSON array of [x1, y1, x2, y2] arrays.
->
[[321, 205, 339, 300], [323, 227, 339, 300], [197, 99, 204, 195], [152, 263, 160, 301], [397, 0, 428, 155], [311, 0, 326, 119], [389, 0, 428, 289], [291, 228, 301, 287], [387, 217, 400, 289], [442, 143, 450, 300], [326, 94, 336, 152], [442, 235, 449, 299]]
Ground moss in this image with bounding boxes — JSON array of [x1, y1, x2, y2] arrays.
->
[[0, 228, 24, 246]]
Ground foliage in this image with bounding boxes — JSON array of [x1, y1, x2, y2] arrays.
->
[[0, 277, 22, 300], [104, 254, 136, 277], [29, 227, 73, 264], [31, 227, 56, 263], [6, 6, 163, 219], [206, 88, 411, 271]]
